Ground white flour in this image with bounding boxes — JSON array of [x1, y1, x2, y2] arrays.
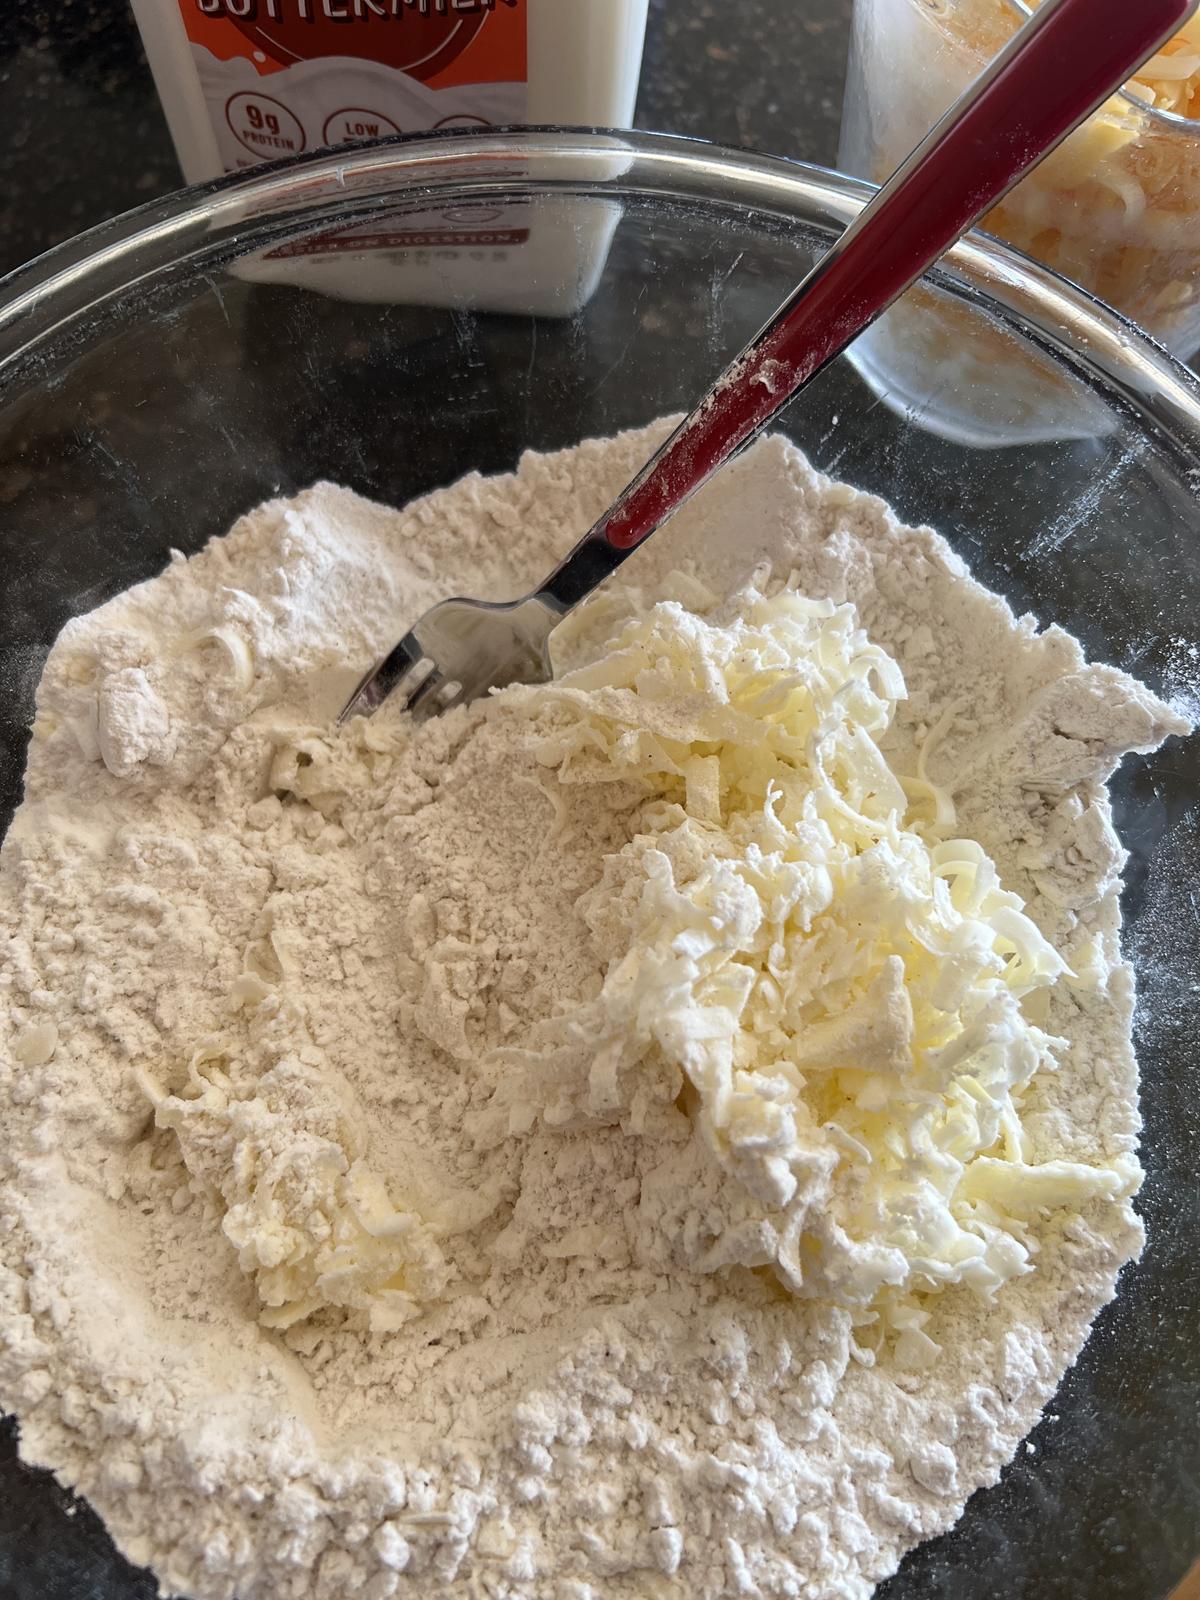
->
[[0, 421, 1187, 1600]]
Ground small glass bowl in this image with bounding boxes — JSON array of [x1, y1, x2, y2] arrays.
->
[[839, 0, 1200, 444]]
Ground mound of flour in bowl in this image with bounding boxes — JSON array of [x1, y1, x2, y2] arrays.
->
[[0, 421, 1188, 1600]]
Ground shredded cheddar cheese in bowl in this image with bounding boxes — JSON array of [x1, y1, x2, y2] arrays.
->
[[850, 0, 1200, 357], [1134, 18, 1200, 119], [948, 1, 1200, 116]]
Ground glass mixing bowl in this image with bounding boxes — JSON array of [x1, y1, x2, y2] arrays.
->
[[1, 130, 1198, 1600]]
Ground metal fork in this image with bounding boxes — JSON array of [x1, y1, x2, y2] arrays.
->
[[341, 0, 1196, 724]]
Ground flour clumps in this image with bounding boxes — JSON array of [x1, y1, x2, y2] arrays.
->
[[0, 420, 1189, 1600]]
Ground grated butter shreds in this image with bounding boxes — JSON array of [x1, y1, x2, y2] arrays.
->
[[488, 585, 1140, 1363]]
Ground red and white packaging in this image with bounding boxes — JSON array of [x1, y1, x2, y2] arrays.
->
[[130, 0, 648, 312], [131, 0, 648, 182]]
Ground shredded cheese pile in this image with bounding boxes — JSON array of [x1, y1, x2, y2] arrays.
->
[[916, 0, 1200, 348], [946, 2, 1200, 118], [1042, 2, 1199, 119], [499, 588, 1136, 1361], [1136, 17, 1200, 119]]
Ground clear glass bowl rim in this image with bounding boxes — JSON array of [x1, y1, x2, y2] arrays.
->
[[2, 127, 1200, 461]]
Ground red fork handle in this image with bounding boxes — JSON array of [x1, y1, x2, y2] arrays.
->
[[596, 0, 1197, 553]]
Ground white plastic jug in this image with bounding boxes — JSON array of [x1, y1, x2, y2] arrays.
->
[[130, 0, 650, 313]]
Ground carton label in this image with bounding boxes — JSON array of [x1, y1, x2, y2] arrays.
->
[[178, 0, 527, 173]]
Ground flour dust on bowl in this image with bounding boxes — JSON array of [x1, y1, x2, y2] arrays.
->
[[0, 133, 1199, 1600]]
